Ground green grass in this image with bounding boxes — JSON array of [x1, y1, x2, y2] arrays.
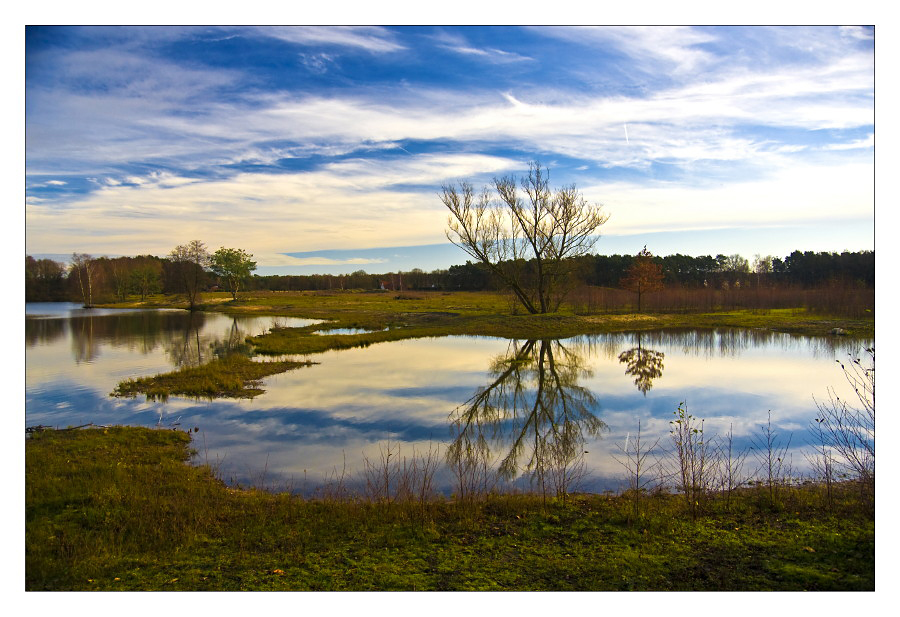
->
[[110, 354, 315, 400], [26, 427, 874, 591]]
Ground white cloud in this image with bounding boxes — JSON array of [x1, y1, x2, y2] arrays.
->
[[26, 29, 872, 180], [24, 153, 520, 263], [27, 179, 68, 188], [591, 160, 874, 236], [251, 26, 406, 53], [255, 254, 387, 267], [535, 26, 717, 75], [431, 30, 532, 63], [824, 134, 875, 151]]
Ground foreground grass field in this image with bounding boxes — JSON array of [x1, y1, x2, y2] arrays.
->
[[26, 427, 874, 591]]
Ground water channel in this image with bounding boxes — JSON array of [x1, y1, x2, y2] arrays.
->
[[25, 303, 871, 495]]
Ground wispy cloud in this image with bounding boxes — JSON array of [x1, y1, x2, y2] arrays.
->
[[25, 153, 519, 261], [256, 254, 387, 268], [431, 30, 532, 63], [535, 26, 717, 75], [298, 52, 336, 74], [250, 26, 406, 53], [823, 134, 875, 151]]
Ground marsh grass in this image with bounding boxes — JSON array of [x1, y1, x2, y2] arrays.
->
[[569, 284, 874, 319], [110, 354, 316, 400], [26, 426, 874, 591]]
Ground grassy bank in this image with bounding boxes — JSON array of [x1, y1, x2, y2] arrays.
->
[[26, 427, 874, 591]]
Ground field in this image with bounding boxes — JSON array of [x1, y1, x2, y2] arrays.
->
[[26, 427, 874, 591]]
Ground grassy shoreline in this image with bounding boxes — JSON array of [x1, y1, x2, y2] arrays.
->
[[26, 427, 874, 591]]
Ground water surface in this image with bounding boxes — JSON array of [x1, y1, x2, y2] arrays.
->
[[25, 304, 870, 494]]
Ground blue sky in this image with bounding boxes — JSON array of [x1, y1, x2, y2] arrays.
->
[[25, 25, 875, 275]]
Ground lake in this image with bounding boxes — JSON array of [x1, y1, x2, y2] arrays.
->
[[25, 303, 871, 495]]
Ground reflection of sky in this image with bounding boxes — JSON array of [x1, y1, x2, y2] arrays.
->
[[25, 310, 871, 493]]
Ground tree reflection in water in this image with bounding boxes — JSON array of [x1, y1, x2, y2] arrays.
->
[[448, 339, 607, 499], [618, 333, 666, 395], [166, 315, 254, 368]]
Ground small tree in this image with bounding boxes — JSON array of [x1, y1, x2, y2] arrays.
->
[[211, 247, 257, 300], [129, 256, 163, 301], [813, 347, 874, 503], [752, 254, 774, 287], [620, 246, 664, 312], [169, 240, 210, 310], [669, 403, 715, 519]]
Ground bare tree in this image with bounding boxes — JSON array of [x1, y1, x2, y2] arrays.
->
[[169, 240, 211, 310], [69, 253, 97, 307], [441, 162, 609, 314], [813, 347, 874, 495], [750, 411, 793, 506], [612, 419, 661, 523], [717, 423, 749, 511]]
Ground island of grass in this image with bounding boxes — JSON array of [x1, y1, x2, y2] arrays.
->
[[111, 354, 316, 400], [26, 426, 874, 591]]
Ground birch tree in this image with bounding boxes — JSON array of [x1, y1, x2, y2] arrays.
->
[[69, 253, 97, 307]]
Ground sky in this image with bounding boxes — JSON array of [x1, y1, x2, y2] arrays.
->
[[24, 24, 875, 276]]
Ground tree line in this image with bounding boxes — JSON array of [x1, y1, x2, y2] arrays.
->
[[27, 247, 874, 305], [26, 242, 257, 308]]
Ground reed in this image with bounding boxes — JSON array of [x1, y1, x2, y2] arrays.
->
[[569, 283, 874, 318]]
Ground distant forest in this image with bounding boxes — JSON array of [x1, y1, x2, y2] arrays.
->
[[26, 249, 874, 303]]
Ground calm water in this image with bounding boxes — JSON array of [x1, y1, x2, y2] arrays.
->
[[25, 303, 871, 494]]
